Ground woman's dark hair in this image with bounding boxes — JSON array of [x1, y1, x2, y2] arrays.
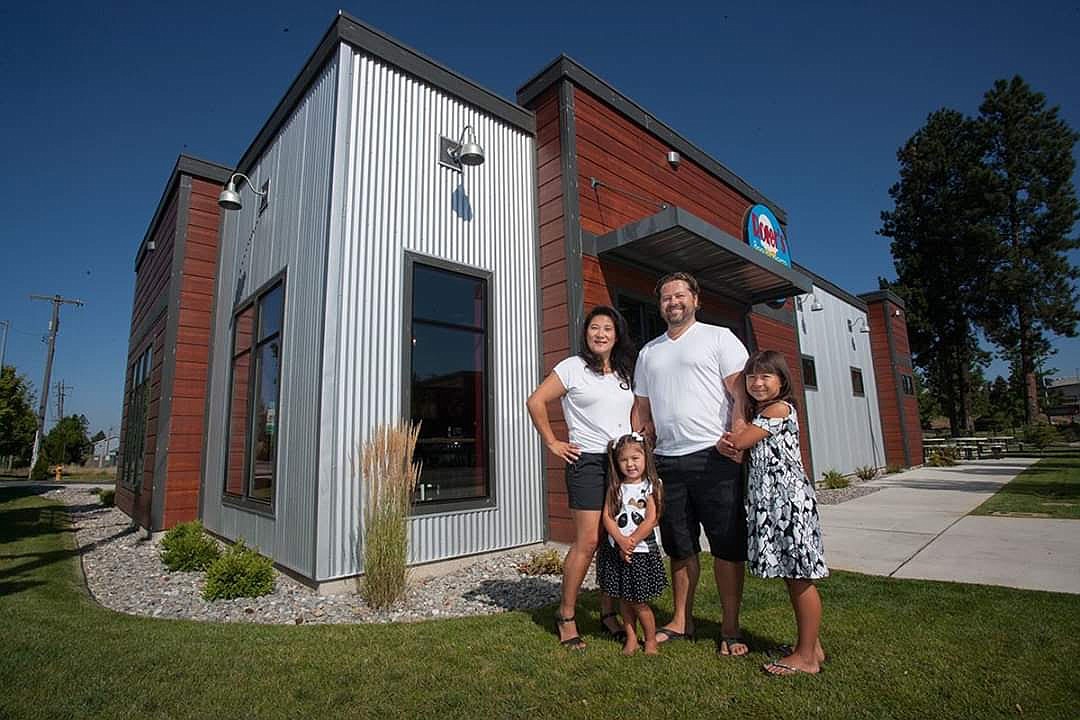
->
[[606, 433, 664, 520], [742, 350, 796, 423], [579, 305, 636, 389]]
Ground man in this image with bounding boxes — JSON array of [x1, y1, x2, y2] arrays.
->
[[631, 272, 751, 655]]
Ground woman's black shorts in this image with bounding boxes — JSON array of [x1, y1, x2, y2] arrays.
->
[[565, 452, 609, 511]]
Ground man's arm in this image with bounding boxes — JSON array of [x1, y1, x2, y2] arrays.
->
[[631, 395, 655, 445], [717, 371, 747, 462]]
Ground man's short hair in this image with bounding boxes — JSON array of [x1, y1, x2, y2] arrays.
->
[[655, 272, 700, 301]]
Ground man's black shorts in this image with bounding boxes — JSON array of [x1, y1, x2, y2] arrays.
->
[[564, 452, 608, 511], [654, 447, 747, 562]]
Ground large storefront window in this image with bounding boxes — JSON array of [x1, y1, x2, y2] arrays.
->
[[407, 260, 491, 508], [225, 279, 284, 509], [119, 347, 152, 490], [616, 293, 665, 348]]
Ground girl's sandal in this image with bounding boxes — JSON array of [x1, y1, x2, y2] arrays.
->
[[600, 612, 628, 642], [555, 614, 586, 650]]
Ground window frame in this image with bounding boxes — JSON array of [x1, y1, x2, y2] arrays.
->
[[901, 374, 915, 396], [222, 271, 287, 517], [801, 354, 818, 390], [119, 346, 152, 490], [850, 366, 865, 397], [402, 252, 496, 516]]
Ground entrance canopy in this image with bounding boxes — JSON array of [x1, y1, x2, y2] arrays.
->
[[593, 207, 812, 305]]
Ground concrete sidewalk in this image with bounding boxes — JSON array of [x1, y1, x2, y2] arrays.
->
[[819, 458, 1080, 594]]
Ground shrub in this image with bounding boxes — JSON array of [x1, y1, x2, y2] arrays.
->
[[203, 540, 275, 600], [886, 464, 905, 474], [98, 488, 115, 507], [822, 470, 849, 489], [161, 521, 221, 572], [30, 456, 49, 482], [854, 465, 877, 482], [360, 422, 422, 609], [1024, 423, 1059, 451], [517, 548, 564, 576], [927, 450, 957, 467]]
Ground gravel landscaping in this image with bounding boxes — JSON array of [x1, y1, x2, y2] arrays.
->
[[43, 481, 876, 626]]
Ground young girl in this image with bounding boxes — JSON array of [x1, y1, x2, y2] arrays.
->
[[720, 350, 828, 676], [597, 432, 667, 655]]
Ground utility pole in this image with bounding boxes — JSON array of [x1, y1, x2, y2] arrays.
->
[[0, 319, 9, 370], [55, 380, 73, 420], [28, 294, 84, 478]]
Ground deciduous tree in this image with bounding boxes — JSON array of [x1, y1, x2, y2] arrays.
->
[[0, 366, 38, 464]]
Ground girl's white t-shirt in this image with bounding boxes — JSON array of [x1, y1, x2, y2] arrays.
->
[[607, 479, 659, 553], [553, 355, 634, 453]]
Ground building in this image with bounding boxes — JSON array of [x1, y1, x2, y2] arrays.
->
[[116, 13, 921, 580]]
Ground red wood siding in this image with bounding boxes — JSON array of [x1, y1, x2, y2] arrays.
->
[[867, 299, 922, 467], [162, 177, 222, 528], [747, 313, 814, 476], [574, 87, 756, 240], [131, 196, 177, 334]]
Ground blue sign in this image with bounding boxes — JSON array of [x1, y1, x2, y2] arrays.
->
[[745, 204, 790, 267]]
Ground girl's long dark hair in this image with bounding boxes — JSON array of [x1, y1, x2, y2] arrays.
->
[[579, 305, 636, 389], [742, 350, 796, 423], [606, 434, 664, 519]]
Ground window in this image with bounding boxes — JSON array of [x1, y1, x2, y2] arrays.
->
[[224, 279, 284, 508], [616, 293, 666, 349], [851, 367, 865, 396], [407, 259, 491, 509], [801, 355, 818, 390], [901, 374, 915, 396], [119, 347, 152, 489]]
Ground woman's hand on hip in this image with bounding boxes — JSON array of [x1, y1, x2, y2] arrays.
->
[[547, 440, 582, 464]]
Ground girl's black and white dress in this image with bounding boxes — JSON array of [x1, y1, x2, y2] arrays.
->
[[597, 479, 668, 602], [746, 402, 828, 580]]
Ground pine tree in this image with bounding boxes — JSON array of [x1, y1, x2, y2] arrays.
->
[[880, 109, 995, 434], [977, 76, 1080, 423]]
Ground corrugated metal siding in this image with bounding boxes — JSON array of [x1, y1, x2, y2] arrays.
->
[[316, 50, 542, 580], [202, 56, 339, 577], [797, 285, 885, 476]]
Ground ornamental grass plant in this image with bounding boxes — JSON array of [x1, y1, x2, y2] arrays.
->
[[360, 422, 422, 609]]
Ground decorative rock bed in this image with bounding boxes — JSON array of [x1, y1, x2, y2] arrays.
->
[[44, 480, 875, 625]]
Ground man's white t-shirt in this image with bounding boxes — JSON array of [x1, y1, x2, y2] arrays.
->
[[633, 321, 749, 457], [553, 355, 634, 453]]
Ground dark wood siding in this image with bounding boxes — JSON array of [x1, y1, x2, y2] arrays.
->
[[867, 299, 922, 467], [162, 177, 222, 528]]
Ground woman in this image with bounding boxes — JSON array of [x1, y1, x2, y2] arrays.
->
[[526, 305, 637, 649]]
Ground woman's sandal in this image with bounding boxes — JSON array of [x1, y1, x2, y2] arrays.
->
[[762, 660, 823, 676], [600, 612, 627, 642], [554, 614, 586, 650]]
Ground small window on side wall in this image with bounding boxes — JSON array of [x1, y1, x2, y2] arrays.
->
[[850, 367, 865, 396], [407, 257, 492, 511], [901, 374, 915, 396], [801, 355, 818, 390]]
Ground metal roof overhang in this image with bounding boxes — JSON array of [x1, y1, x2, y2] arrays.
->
[[593, 207, 813, 305]]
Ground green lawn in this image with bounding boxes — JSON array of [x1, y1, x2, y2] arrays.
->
[[2, 489, 1079, 720], [972, 455, 1080, 519]]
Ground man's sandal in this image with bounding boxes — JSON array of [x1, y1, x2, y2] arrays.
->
[[656, 627, 695, 643], [599, 612, 627, 642], [555, 614, 586, 650], [717, 635, 750, 657]]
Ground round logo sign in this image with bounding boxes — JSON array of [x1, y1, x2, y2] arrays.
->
[[745, 204, 790, 267]]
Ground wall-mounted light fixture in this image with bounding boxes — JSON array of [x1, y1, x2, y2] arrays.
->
[[218, 173, 268, 211], [440, 125, 485, 170], [796, 293, 824, 312], [667, 150, 681, 168], [848, 317, 871, 334], [893, 308, 903, 317]]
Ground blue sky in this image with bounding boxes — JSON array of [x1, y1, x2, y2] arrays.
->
[[1, 1, 1078, 434]]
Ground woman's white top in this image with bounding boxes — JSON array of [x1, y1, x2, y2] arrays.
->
[[553, 355, 634, 453], [607, 479, 660, 553]]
